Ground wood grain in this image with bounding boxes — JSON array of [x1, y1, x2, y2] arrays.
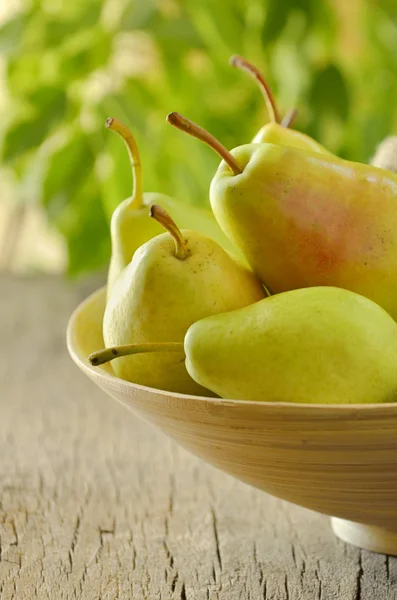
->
[[2, 275, 397, 598]]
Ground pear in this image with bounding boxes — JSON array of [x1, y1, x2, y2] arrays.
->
[[229, 55, 331, 155], [184, 287, 397, 404], [106, 117, 241, 299], [90, 287, 397, 405], [167, 113, 397, 320], [103, 205, 265, 394]]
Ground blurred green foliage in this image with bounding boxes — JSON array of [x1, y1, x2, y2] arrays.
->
[[1, 0, 397, 276]]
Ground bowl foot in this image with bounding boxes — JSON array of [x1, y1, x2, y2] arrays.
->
[[331, 517, 397, 556]]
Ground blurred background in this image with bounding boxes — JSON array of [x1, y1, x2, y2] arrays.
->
[[1, 0, 397, 277]]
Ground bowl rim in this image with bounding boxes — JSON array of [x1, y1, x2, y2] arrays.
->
[[66, 286, 397, 412]]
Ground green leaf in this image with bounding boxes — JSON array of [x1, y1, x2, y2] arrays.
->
[[150, 18, 203, 49], [0, 15, 27, 56], [40, 131, 109, 276], [261, 0, 335, 46], [60, 178, 110, 277], [28, 86, 67, 121], [378, 0, 397, 20], [42, 133, 94, 219], [43, 3, 103, 47], [6, 53, 42, 93], [261, 0, 294, 44], [3, 116, 52, 162], [120, 0, 157, 30], [309, 64, 350, 120], [60, 28, 112, 80], [3, 87, 68, 162], [356, 112, 395, 164]]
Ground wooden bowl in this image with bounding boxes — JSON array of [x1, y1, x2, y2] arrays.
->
[[67, 287, 397, 555]]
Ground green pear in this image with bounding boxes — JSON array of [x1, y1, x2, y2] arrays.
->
[[103, 205, 265, 394], [106, 117, 242, 299], [90, 286, 397, 405], [166, 113, 397, 320], [184, 287, 397, 404]]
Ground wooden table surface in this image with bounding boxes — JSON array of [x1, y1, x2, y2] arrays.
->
[[1, 275, 397, 599]]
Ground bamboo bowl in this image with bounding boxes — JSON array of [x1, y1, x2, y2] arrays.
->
[[67, 287, 397, 555]]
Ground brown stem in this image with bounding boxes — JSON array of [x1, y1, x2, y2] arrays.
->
[[105, 117, 143, 210], [89, 342, 185, 366], [149, 204, 188, 260], [281, 108, 298, 129], [229, 55, 280, 124], [166, 113, 242, 176]]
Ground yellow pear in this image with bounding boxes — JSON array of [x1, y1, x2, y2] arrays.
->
[[106, 118, 242, 299], [102, 206, 265, 394]]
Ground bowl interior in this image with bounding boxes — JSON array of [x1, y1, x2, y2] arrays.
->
[[67, 287, 114, 376]]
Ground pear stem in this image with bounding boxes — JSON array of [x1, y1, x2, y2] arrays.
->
[[166, 113, 242, 176], [89, 342, 184, 366], [229, 55, 280, 124], [281, 108, 298, 129], [149, 204, 189, 260], [106, 117, 143, 210]]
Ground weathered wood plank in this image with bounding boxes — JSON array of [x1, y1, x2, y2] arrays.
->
[[1, 275, 397, 599]]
